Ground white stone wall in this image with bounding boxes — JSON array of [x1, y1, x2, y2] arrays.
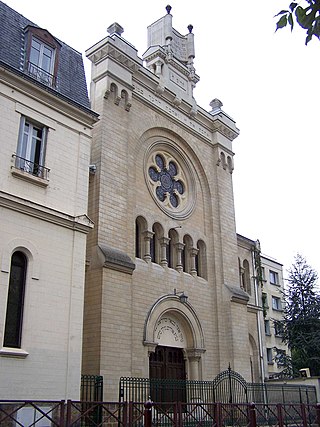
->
[[0, 73, 94, 400]]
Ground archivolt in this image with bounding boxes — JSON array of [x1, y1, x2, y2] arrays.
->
[[143, 294, 205, 350]]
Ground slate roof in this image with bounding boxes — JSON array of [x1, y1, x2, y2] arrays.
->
[[0, 1, 92, 111]]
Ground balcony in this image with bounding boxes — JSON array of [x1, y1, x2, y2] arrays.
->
[[26, 61, 57, 88], [12, 154, 50, 182]]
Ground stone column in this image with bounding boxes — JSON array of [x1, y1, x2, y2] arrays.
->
[[175, 242, 185, 272], [159, 237, 170, 267], [143, 231, 154, 263], [190, 247, 199, 276], [186, 349, 205, 380]]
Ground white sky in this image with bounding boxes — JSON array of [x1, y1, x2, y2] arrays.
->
[[4, 0, 319, 279]]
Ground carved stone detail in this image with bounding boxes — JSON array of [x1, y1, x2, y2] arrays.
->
[[217, 150, 234, 174]]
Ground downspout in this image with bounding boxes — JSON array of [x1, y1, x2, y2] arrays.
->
[[252, 240, 266, 383]]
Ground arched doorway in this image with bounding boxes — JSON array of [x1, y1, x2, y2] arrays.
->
[[143, 293, 205, 382]]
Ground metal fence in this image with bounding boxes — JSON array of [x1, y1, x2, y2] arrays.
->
[[1, 399, 320, 426], [81, 375, 103, 402], [119, 376, 317, 405], [81, 375, 103, 425]]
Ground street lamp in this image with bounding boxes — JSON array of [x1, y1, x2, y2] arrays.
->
[[173, 288, 188, 304]]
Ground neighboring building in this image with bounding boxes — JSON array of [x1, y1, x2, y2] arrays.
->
[[83, 7, 266, 400], [236, 234, 265, 382], [0, 1, 98, 400], [237, 235, 289, 381], [260, 254, 287, 380]]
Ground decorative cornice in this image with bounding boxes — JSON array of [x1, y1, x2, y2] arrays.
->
[[89, 44, 141, 73], [0, 191, 94, 233], [134, 81, 212, 141], [211, 117, 239, 141]]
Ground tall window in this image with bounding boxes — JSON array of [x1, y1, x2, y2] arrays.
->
[[264, 320, 271, 335], [4, 251, 27, 348], [196, 240, 207, 279], [135, 216, 147, 259], [272, 296, 282, 311], [15, 117, 47, 178], [167, 229, 178, 269], [274, 321, 284, 337], [182, 235, 193, 273], [266, 348, 273, 364], [242, 259, 251, 295], [24, 27, 61, 88], [29, 37, 55, 84], [26, 35, 57, 87], [151, 223, 163, 264], [269, 270, 279, 285]]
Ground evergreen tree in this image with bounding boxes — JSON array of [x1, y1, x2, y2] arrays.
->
[[279, 254, 320, 376]]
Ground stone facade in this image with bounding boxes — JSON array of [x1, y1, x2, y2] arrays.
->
[[237, 235, 289, 381], [0, 2, 289, 403], [0, 1, 97, 400], [83, 8, 266, 400], [260, 254, 287, 379]]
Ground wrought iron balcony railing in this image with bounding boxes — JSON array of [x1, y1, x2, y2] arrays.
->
[[12, 154, 50, 180], [26, 61, 57, 88]]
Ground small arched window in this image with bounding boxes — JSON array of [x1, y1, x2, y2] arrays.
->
[[183, 235, 193, 273], [4, 251, 27, 348], [243, 259, 251, 295], [151, 223, 163, 264], [196, 240, 207, 279], [135, 216, 147, 259], [167, 229, 178, 269]]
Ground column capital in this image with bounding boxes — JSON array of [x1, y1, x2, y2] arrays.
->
[[143, 341, 158, 355], [186, 348, 206, 361]]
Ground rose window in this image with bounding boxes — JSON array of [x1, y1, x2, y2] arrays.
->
[[148, 154, 185, 208]]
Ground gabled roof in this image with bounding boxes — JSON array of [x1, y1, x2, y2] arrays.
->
[[0, 1, 91, 110]]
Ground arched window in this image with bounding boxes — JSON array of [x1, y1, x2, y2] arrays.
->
[[135, 216, 147, 258], [183, 235, 193, 273], [151, 223, 163, 264], [243, 259, 251, 295], [167, 229, 178, 269], [196, 240, 207, 279], [4, 251, 27, 348], [238, 257, 243, 287]]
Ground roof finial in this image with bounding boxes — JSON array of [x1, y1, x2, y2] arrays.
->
[[166, 5, 172, 14], [188, 24, 193, 34]]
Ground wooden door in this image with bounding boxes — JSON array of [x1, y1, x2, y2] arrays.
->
[[149, 346, 186, 403]]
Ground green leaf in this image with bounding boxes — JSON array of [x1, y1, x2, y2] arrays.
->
[[276, 15, 288, 31], [288, 13, 294, 31], [305, 32, 313, 44], [275, 9, 289, 17], [313, 17, 320, 37], [289, 2, 298, 12], [296, 6, 310, 29]]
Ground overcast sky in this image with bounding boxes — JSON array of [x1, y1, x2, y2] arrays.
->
[[4, 0, 319, 279]]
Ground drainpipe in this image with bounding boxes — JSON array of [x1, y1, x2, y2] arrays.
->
[[252, 242, 266, 383]]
